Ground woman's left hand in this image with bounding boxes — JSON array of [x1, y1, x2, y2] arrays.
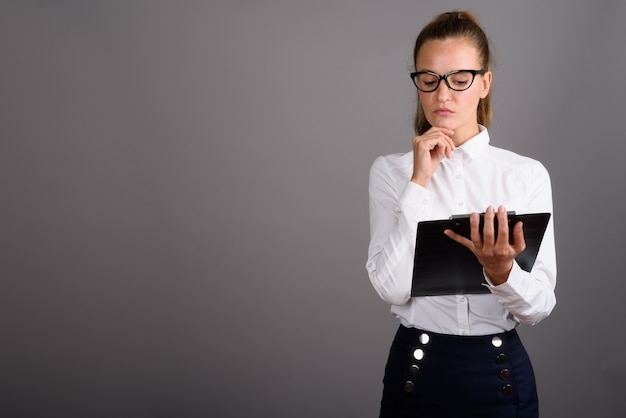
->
[[444, 205, 526, 285]]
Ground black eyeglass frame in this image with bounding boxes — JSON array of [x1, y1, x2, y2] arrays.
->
[[410, 69, 487, 92]]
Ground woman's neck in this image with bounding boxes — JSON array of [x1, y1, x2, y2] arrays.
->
[[451, 124, 480, 147]]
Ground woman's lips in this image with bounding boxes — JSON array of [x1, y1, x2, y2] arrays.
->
[[435, 108, 453, 115]]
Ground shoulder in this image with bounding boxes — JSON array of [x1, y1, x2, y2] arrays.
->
[[484, 145, 551, 183], [370, 151, 413, 174], [487, 145, 547, 168], [368, 151, 413, 192]]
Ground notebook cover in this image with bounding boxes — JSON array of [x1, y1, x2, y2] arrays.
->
[[410, 212, 551, 297]]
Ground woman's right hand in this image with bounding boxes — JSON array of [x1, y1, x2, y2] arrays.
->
[[411, 127, 456, 187]]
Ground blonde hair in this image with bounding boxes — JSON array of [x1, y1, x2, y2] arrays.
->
[[413, 11, 493, 135]]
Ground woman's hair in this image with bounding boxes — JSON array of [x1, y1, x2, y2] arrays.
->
[[413, 11, 493, 135]]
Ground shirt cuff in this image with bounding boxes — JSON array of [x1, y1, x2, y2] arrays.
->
[[482, 262, 524, 296], [398, 181, 435, 217]]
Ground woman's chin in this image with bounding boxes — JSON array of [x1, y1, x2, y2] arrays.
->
[[427, 117, 456, 131]]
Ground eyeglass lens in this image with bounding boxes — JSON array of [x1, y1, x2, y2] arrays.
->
[[415, 71, 476, 92]]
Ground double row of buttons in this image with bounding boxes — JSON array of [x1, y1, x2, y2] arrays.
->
[[403, 333, 515, 396]]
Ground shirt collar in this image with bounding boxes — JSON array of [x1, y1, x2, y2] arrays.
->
[[457, 125, 490, 160]]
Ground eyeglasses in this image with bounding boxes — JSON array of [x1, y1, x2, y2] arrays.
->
[[410, 69, 486, 92]]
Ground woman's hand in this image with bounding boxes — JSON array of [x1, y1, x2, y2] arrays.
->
[[443, 206, 526, 285], [411, 127, 456, 187]]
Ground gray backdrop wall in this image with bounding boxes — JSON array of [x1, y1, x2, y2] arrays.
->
[[2, 1, 625, 417]]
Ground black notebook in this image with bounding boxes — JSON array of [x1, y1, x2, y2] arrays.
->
[[411, 212, 551, 297]]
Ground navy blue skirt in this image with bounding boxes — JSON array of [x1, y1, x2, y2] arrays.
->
[[380, 325, 538, 418]]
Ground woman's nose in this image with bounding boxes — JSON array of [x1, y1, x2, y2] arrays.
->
[[435, 80, 453, 100]]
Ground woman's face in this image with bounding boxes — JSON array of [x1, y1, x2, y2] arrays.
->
[[415, 37, 492, 144]]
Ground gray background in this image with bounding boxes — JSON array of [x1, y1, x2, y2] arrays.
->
[[2, 1, 625, 417]]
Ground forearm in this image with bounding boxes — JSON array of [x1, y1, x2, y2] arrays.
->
[[367, 211, 415, 306], [367, 166, 435, 305], [485, 211, 557, 324], [486, 262, 556, 325]]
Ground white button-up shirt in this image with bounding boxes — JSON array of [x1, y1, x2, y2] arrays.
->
[[366, 127, 557, 335]]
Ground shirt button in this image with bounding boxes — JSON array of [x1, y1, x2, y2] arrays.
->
[[459, 296, 466, 303], [461, 330, 469, 336]]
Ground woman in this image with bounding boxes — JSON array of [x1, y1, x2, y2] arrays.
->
[[366, 11, 556, 418]]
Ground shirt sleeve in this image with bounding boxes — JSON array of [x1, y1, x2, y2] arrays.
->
[[484, 161, 557, 326], [365, 156, 434, 306]]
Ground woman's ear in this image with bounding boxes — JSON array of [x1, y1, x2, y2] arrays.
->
[[480, 71, 492, 99]]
